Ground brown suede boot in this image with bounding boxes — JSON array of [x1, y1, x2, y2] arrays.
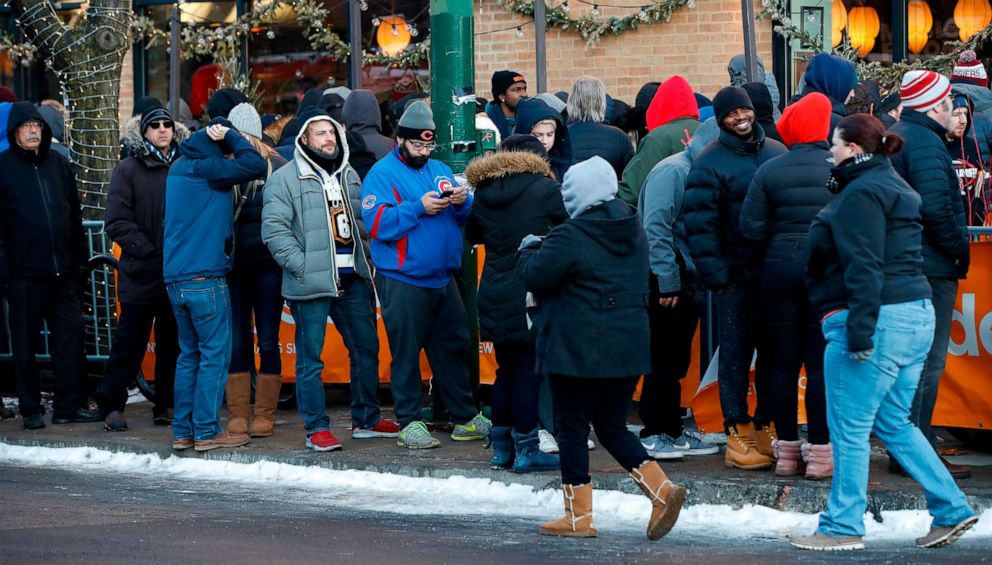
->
[[251, 373, 282, 437], [629, 460, 686, 541], [225, 372, 251, 435], [754, 422, 778, 458], [539, 483, 597, 538], [725, 422, 775, 470]]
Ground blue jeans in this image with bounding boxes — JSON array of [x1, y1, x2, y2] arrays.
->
[[288, 276, 381, 433], [167, 278, 233, 441], [228, 266, 284, 375], [817, 300, 975, 538]]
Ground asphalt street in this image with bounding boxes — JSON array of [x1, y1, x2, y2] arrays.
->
[[0, 464, 988, 564]]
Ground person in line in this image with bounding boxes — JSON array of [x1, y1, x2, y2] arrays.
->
[[794, 53, 856, 135], [888, 71, 972, 480], [946, 91, 990, 226], [728, 53, 782, 119], [636, 118, 721, 460], [741, 82, 782, 144], [263, 112, 399, 451], [486, 70, 528, 139], [0, 102, 100, 430], [566, 76, 634, 179], [518, 156, 685, 541], [792, 113, 978, 552], [684, 87, 786, 469], [513, 97, 574, 182], [343, 89, 394, 161], [361, 101, 490, 449], [739, 93, 834, 479], [164, 117, 267, 452], [223, 103, 289, 440], [618, 75, 700, 207], [465, 134, 566, 473], [98, 105, 187, 431]]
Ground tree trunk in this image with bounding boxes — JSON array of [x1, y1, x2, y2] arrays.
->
[[12, 0, 131, 220]]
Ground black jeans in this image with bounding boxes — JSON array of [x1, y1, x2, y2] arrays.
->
[[550, 374, 650, 485], [491, 341, 541, 432], [7, 276, 86, 417], [97, 301, 179, 416], [640, 278, 699, 438], [760, 239, 828, 444], [375, 274, 478, 427], [228, 266, 284, 375], [716, 283, 768, 429]]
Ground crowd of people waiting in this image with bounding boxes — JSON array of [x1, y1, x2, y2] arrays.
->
[[0, 48, 987, 548]]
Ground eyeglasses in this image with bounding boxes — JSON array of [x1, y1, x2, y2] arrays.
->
[[148, 121, 174, 130], [408, 141, 436, 152], [21, 120, 42, 129]]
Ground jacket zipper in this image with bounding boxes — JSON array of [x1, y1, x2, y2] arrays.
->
[[35, 164, 61, 275], [302, 169, 341, 295]]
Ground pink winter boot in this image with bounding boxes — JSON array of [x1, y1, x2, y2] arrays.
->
[[773, 439, 805, 477], [802, 442, 834, 480]]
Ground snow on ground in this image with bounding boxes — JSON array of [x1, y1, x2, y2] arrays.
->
[[0, 442, 989, 542]]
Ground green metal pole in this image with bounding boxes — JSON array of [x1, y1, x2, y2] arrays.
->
[[430, 0, 482, 410]]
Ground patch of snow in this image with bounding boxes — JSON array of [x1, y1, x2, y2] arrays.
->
[[0, 442, 988, 541]]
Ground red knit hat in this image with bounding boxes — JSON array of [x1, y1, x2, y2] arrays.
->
[[900, 70, 951, 113], [951, 50, 989, 87]]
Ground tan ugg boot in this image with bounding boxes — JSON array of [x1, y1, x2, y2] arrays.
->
[[539, 483, 597, 538], [754, 422, 778, 458], [725, 422, 775, 470], [630, 460, 687, 541], [225, 372, 251, 435], [251, 373, 282, 437]]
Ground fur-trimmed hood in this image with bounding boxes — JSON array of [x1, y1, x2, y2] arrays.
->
[[121, 114, 191, 158], [465, 150, 552, 187]]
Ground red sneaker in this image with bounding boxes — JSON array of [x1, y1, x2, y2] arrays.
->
[[351, 418, 401, 439], [305, 430, 342, 452]]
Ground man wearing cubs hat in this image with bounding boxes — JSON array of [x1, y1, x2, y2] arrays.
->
[[360, 100, 491, 450], [485, 70, 528, 139], [888, 70, 972, 480]]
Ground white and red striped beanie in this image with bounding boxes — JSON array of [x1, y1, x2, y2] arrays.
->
[[900, 70, 951, 113]]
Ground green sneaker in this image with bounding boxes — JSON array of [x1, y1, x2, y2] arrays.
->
[[397, 421, 441, 449], [451, 412, 492, 441]]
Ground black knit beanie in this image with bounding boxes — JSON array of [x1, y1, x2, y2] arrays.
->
[[140, 106, 173, 134], [500, 133, 548, 158], [207, 88, 249, 120]]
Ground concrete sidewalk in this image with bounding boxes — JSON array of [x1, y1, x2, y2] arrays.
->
[[1, 401, 990, 514]]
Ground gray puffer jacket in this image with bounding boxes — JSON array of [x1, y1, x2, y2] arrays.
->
[[261, 115, 372, 300]]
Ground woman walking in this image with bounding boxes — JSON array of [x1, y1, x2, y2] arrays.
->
[[791, 114, 977, 551]]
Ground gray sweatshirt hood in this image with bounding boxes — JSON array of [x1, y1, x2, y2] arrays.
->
[[342, 89, 382, 134]]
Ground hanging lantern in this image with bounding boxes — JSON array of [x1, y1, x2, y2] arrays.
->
[[376, 15, 412, 56], [954, 0, 992, 41], [847, 6, 880, 58], [831, 0, 848, 48], [908, 0, 933, 54]]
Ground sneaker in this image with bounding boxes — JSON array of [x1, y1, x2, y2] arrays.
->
[[538, 429, 559, 453], [305, 430, 343, 452], [23, 413, 45, 430], [916, 515, 979, 548], [152, 408, 173, 426], [398, 421, 441, 449], [641, 434, 685, 461], [587, 438, 596, 450], [194, 430, 251, 452], [103, 411, 128, 432], [701, 431, 728, 445], [172, 437, 194, 450], [451, 412, 492, 441], [352, 418, 401, 439], [0, 404, 15, 419], [790, 532, 864, 551], [52, 407, 102, 424], [671, 430, 720, 456]]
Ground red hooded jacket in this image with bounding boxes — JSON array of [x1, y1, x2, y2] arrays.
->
[[646, 76, 699, 131], [777, 92, 831, 148]]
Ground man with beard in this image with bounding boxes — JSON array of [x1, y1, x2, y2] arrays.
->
[[361, 101, 491, 449], [684, 87, 786, 470], [0, 102, 102, 430], [262, 114, 398, 452], [945, 93, 989, 226], [485, 70, 528, 139]]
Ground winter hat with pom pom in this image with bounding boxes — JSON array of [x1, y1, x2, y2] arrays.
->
[[951, 50, 988, 88]]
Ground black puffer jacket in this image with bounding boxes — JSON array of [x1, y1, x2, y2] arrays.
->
[[106, 115, 190, 304], [684, 125, 787, 290], [888, 110, 970, 279], [232, 154, 288, 274], [517, 198, 650, 378], [0, 102, 87, 282], [807, 153, 932, 353], [465, 150, 567, 344], [567, 121, 634, 179]]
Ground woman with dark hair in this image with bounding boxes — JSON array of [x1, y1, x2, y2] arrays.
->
[[791, 114, 977, 551]]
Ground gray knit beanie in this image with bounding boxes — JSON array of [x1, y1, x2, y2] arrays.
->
[[228, 102, 262, 139], [396, 100, 436, 142], [561, 156, 617, 218]]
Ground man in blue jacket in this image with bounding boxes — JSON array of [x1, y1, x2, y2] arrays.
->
[[164, 117, 266, 452], [361, 101, 490, 449]]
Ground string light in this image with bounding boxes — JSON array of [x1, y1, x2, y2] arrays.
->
[[359, 0, 368, 11], [516, 26, 524, 38], [591, 4, 600, 16]]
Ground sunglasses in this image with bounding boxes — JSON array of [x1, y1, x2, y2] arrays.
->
[[148, 121, 174, 130]]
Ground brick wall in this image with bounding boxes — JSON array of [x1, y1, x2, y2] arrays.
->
[[474, 0, 773, 103]]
